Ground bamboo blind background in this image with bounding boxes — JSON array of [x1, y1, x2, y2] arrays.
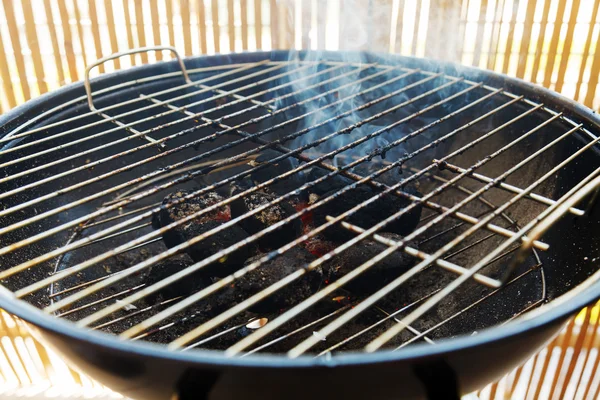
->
[[0, 0, 599, 112], [0, 310, 123, 399], [1, 306, 599, 400], [0, 0, 599, 399]]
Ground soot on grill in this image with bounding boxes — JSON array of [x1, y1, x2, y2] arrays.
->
[[151, 190, 255, 277]]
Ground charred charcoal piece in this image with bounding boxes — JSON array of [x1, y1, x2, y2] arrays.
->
[[230, 189, 302, 251], [323, 233, 416, 294], [152, 190, 254, 277], [351, 162, 405, 187], [175, 220, 254, 275], [241, 248, 322, 313], [302, 234, 336, 258], [306, 161, 409, 197], [206, 248, 322, 315], [143, 253, 209, 304], [151, 190, 230, 228], [311, 186, 422, 242], [304, 167, 353, 196], [225, 176, 255, 197], [250, 150, 304, 196], [292, 199, 337, 257]]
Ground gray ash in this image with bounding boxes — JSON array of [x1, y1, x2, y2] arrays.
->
[[143, 253, 209, 304], [152, 190, 256, 277], [323, 233, 417, 294], [230, 189, 302, 251], [152, 190, 231, 226]]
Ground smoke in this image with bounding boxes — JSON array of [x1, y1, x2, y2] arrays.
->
[[267, 48, 434, 171], [257, 0, 495, 175]]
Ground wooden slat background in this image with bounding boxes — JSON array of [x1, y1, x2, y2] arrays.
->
[[0, 0, 599, 112], [0, 310, 124, 399], [0, 1, 599, 399], [0, 306, 598, 399]]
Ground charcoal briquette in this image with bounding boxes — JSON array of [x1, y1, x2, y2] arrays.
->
[[197, 247, 322, 316], [151, 190, 230, 228], [311, 186, 422, 242], [230, 189, 302, 251], [324, 233, 417, 294], [143, 253, 208, 304], [351, 162, 405, 186], [249, 149, 304, 196], [152, 190, 255, 277], [231, 247, 322, 313], [304, 167, 353, 196]]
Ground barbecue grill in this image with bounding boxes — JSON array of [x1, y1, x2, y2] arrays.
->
[[1, 47, 600, 400]]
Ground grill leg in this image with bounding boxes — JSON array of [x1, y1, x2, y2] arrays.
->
[[414, 359, 461, 400]]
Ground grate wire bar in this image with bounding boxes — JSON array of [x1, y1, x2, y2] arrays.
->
[[0, 50, 598, 357]]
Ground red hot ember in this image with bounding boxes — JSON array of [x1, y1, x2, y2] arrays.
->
[[146, 157, 421, 319], [292, 199, 336, 258]]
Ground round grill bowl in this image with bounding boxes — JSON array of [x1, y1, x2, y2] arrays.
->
[[1, 50, 600, 400]]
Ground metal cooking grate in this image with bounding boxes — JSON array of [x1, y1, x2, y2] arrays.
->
[[0, 47, 599, 357]]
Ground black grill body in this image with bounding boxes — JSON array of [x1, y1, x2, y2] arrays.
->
[[0, 51, 599, 399]]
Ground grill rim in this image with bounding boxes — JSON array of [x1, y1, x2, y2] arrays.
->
[[0, 50, 599, 368]]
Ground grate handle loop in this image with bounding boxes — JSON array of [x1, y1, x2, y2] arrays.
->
[[84, 46, 191, 112]]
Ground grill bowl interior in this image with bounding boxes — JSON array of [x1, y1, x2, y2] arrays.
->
[[1, 50, 600, 399]]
